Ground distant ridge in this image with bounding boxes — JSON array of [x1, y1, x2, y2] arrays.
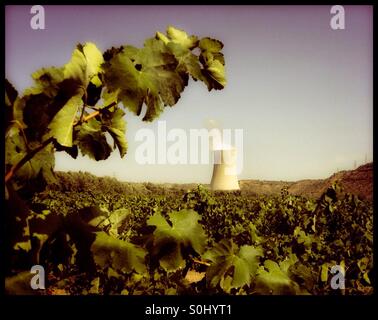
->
[[240, 162, 373, 201], [53, 162, 373, 201]]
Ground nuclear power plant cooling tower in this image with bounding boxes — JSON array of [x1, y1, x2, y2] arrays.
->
[[210, 147, 240, 191]]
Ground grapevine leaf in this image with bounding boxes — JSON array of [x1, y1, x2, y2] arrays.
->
[[107, 208, 130, 237], [13, 240, 32, 252], [64, 42, 104, 89], [203, 239, 263, 291], [91, 231, 147, 274], [74, 117, 112, 161], [30, 67, 65, 97], [156, 31, 169, 45], [160, 243, 186, 272], [102, 39, 186, 121], [22, 93, 53, 141], [156, 26, 201, 78], [357, 257, 369, 273], [184, 269, 206, 284], [165, 25, 199, 49], [63, 49, 87, 88], [168, 210, 206, 254], [249, 223, 262, 245], [199, 37, 226, 90], [21, 73, 85, 142], [86, 81, 102, 106], [147, 209, 206, 272], [47, 94, 83, 147], [20, 43, 103, 143], [81, 42, 104, 80], [363, 272, 371, 285], [239, 245, 264, 275], [279, 253, 299, 273], [89, 277, 100, 294], [54, 142, 78, 159], [288, 262, 318, 292], [167, 42, 202, 81], [294, 226, 313, 249], [255, 257, 301, 295], [6, 126, 55, 189], [199, 38, 225, 65], [201, 59, 226, 90], [102, 108, 128, 157], [102, 88, 120, 108], [102, 47, 145, 116], [232, 256, 254, 288], [103, 46, 124, 62]]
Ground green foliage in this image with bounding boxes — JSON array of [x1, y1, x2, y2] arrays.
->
[[101, 108, 128, 157], [6, 126, 55, 189], [198, 37, 226, 90], [203, 239, 262, 292], [7, 178, 372, 295], [102, 26, 226, 122], [4, 26, 373, 295], [74, 117, 112, 160], [5, 25, 226, 191], [147, 209, 206, 271], [63, 42, 104, 88], [254, 255, 303, 295], [47, 94, 83, 147], [102, 39, 186, 121], [91, 231, 147, 274]]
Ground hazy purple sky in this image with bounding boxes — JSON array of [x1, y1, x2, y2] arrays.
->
[[5, 5, 373, 183]]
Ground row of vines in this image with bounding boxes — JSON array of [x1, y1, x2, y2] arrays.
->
[[6, 181, 373, 295]]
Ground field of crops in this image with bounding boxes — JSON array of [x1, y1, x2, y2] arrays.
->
[[5, 172, 373, 296]]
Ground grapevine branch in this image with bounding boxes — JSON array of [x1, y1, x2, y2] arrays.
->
[[5, 137, 54, 183], [5, 101, 118, 183], [192, 258, 210, 266], [73, 101, 117, 126]]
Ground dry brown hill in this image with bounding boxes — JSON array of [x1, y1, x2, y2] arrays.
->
[[240, 162, 373, 201], [55, 163, 373, 201]]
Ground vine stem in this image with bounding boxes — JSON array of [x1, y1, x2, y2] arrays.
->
[[192, 258, 210, 266], [73, 101, 117, 126], [5, 137, 54, 183], [5, 101, 118, 183]]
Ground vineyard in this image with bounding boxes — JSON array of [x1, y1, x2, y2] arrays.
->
[[4, 25, 373, 296], [5, 173, 373, 295]]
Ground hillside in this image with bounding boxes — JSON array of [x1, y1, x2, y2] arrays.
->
[[240, 162, 373, 201], [52, 163, 373, 201]]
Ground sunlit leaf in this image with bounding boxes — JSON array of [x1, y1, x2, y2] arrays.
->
[[47, 94, 83, 147], [166, 25, 199, 49], [64, 42, 104, 89], [102, 38, 187, 121], [199, 37, 226, 90], [184, 269, 206, 284]]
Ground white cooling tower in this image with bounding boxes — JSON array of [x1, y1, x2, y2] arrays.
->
[[210, 146, 240, 191]]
